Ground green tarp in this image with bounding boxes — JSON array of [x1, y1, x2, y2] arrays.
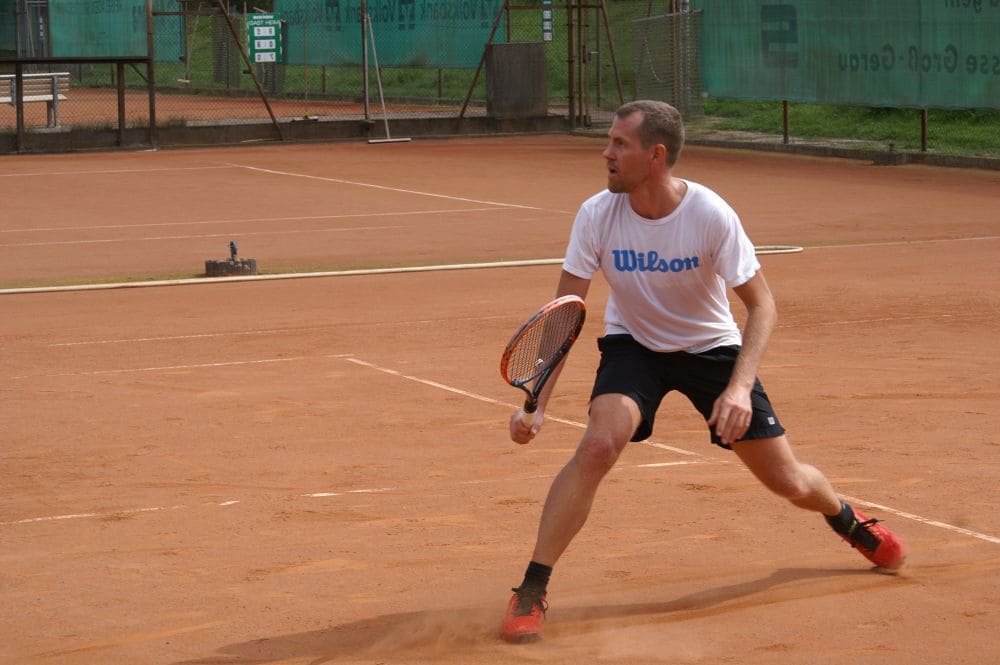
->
[[274, 0, 506, 68], [694, 0, 1000, 109]]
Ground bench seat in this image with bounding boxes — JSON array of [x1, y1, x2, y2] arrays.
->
[[0, 72, 71, 128]]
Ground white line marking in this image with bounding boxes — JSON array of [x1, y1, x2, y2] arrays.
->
[[341, 356, 999, 546], [342, 356, 510, 405], [341, 356, 700, 457], [643, 442, 701, 456], [3, 506, 176, 525], [1, 500, 239, 526], [227, 163, 557, 211], [806, 235, 1000, 250], [0, 225, 408, 248], [48, 328, 334, 347], [0, 258, 565, 295], [302, 488, 396, 498], [0, 165, 233, 178], [6, 355, 997, 545], [777, 313, 956, 329], [304, 462, 707, 496], [11, 353, 353, 380], [0, 207, 506, 234], [7, 233, 995, 296], [456, 474, 554, 486], [46, 316, 512, 347], [344, 357, 693, 449], [841, 494, 1000, 545]]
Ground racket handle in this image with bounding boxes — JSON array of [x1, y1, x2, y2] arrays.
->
[[521, 400, 538, 429]]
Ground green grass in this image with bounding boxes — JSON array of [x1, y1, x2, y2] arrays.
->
[[699, 100, 1000, 158]]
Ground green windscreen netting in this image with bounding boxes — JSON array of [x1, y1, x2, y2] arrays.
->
[[693, 0, 1000, 109], [49, 0, 148, 57], [0, 5, 13, 57], [0, 0, 181, 60], [274, 0, 506, 68]]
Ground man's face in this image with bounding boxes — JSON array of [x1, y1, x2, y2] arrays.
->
[[602, 112, 656, 193]]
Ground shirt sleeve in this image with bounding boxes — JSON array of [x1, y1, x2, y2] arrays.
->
[[562, 198, 601, 280], [715, 206, 761, 289]]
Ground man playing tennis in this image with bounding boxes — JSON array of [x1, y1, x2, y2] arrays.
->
[[500, 100, 905, 643]]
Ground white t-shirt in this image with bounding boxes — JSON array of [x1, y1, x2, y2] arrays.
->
[[563, 180, 760, 353]]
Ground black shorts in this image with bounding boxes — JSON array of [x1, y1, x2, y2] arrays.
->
[[591, 334, 786, 449]]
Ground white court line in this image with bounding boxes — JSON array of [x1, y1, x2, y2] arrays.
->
[[6, 352, 997, 545], [303, 488, 396, 498], [46, 316, 512, 347], [6, 319, 999, 546], [227, 163, 565, 212], [6, 234, 997, 295], [47, 327, 336, 347], [777, 313, 957, 329], [0, 503, 227, 526], [0, 224, 407, 248], [0, 258, 565, 295], [0, 165, 233, 178], [10, 353, 353, 381], [304, 461, 707, 497], [340, 356, 999, 545], [0, 207, 506, 234], [343, 356, 708, 458], [806, 235, 1000, 250], [841, 495, 1000, 545], [4, 464, 708, 526]]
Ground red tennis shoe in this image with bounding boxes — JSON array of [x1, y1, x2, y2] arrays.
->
[[836, 507, 906, 570], [501, 587, 547, 643]]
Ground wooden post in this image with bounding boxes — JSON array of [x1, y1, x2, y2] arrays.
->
[[782, 100, 789, 144], [921, 108, 928, 152], [117, 62, 126, 146]]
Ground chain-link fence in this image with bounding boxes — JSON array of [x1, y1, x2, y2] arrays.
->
[[630, 10, 702, 118]]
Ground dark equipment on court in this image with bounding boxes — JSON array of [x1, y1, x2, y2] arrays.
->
[[205, 239, 258, 277]]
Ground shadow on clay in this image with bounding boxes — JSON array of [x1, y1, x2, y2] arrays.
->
[[174, 566, 907, 664]]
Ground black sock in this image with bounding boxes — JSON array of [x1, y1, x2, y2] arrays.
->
[[519, 561, 552, 594], [824, 500, 855, 536]]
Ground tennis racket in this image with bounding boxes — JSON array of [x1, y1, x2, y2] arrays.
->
[[500, 295, 587, 428]]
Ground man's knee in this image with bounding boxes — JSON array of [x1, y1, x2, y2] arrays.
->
[[574, 432, 623, 477], [763, 468, 812, 502]]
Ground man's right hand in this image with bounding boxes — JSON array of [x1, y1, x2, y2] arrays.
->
[[509, 408, 542, 445]]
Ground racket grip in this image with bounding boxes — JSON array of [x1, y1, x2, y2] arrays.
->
[[521, 400, 538, 429]]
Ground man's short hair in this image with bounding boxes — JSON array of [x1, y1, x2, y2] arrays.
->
[[616, 100, 685, 166]]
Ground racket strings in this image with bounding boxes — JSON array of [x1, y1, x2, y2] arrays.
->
[[505, 305, 582, 383]]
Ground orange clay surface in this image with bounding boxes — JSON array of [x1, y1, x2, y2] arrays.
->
[[2, 136, 999, 664]]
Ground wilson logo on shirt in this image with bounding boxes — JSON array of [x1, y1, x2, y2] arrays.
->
[[611, 249, 700, 273]]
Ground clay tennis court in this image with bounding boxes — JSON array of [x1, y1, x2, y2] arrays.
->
[[2, 136, 998, 664]]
